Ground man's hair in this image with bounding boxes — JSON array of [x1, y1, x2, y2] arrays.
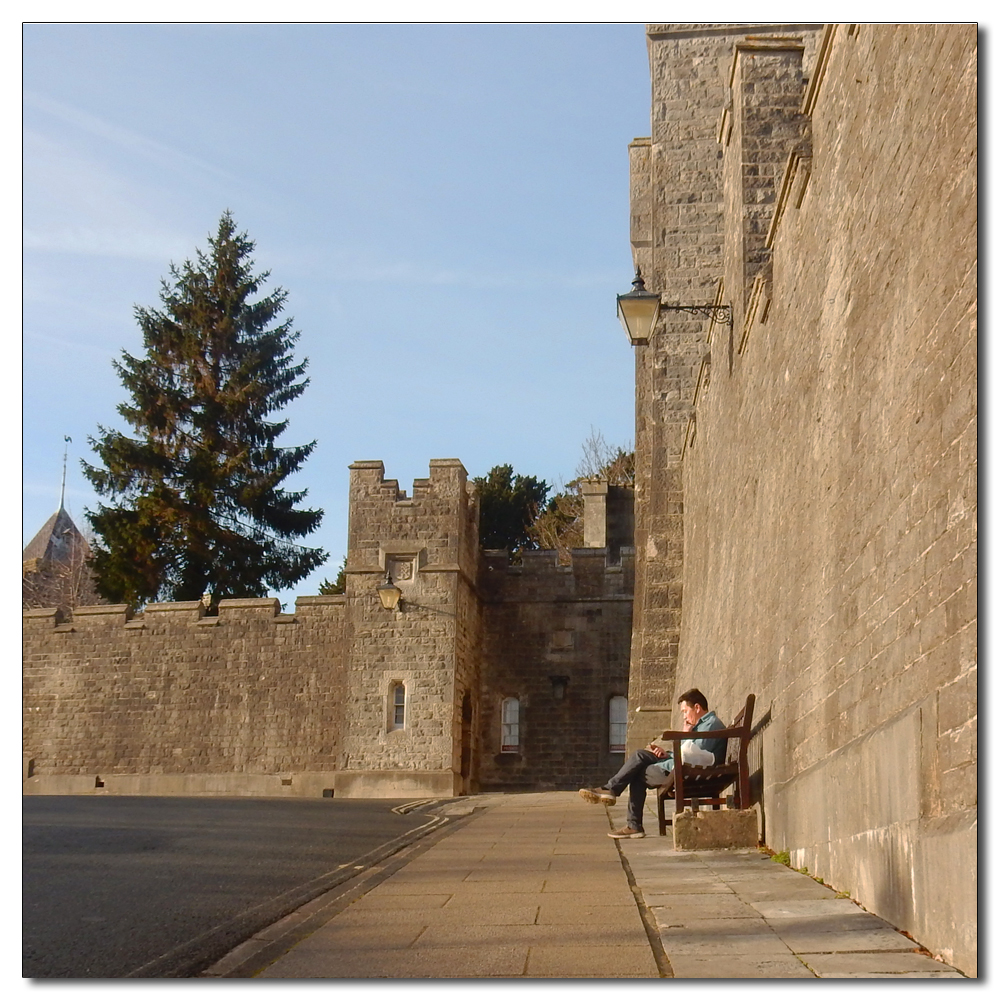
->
[[676, 688, 709, 711]]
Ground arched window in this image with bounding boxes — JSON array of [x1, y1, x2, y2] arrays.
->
[[500, 697, 519, 753], [390, 682, 406, 730], [609, 695, 628, 753]]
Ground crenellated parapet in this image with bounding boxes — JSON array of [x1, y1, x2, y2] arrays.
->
[[480, 545, 634, 604]]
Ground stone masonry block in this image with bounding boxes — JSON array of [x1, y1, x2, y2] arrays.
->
[[672, 807, 759, 850]]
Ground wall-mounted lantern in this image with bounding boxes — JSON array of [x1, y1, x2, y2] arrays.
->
[[549, 675, 570, 701], [616, 267, 661, 346], [617, 266, 733, 345], [376, 570, 403, 611]]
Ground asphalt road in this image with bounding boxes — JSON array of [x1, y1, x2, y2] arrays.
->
[[23, 795, 436, 978]]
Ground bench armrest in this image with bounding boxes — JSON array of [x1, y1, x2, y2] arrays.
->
[[658, 726, 748, 741]]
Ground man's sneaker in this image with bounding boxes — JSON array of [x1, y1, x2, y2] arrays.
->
[[608, 826, 645, 839], [579, 787, 616, 805]]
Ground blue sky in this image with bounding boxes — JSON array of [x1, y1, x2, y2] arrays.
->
[[22, 20, 652, 607]]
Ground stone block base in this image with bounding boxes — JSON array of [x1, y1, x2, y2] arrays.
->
[[332, 769, 460, 799], [23, 771, 342, 798], [672, 807, 759, 850]]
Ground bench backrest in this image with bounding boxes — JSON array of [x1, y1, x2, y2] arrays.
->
[[724, 693, 756, 765]]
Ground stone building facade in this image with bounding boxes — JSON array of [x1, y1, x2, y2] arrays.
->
[[624, 23, 976, 975], [22, 20, 976, 976], [23, 460, 634, 800]]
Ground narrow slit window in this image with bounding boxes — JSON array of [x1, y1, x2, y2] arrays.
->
[[609, 695, 628, 753], [391, 683, 406, 730], [500, 697, 519, 753]]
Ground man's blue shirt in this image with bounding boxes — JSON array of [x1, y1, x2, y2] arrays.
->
[[649, 709, 727, 774]]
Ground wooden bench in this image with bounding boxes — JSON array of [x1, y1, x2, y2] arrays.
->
[[653, 693, 756, 837]]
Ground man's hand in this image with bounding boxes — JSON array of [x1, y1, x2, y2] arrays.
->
[[645, 743, 668, 760]]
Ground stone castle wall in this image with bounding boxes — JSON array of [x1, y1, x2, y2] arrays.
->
[[477, 544, 634, 790], [23, 596, 347, 797], [631, 23, 977, 974], [23, 462, 634, 801]]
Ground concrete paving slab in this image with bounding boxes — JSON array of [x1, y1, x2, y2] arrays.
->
[[764, 911, 888, 934], [344, 893, 452, 910], [261, 943, 532, 978], [374, 866, 477, 880], [751, 897, 868, 919], [435, 902, 541, 924], [415, 923, 658, 948], [667, 954, 817, 978], [825, 971, 967, 977], [366, 880, 478, 895], [524, 944, 660, 978], [648, 896, 760, 919], [799, 952, 964, 976], [635, 880, 735, 893], [775, 927, 920, 953], [451, 875, 548, 891], [657, 930, 794, 956], [534, 890, 636, 908], [541, 877, 628, 892], [654, 917, 784, 935], [536, 902, 643, 927], [734, 885, 839, 902]]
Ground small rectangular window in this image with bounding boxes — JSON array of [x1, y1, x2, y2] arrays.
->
[[501, 697, 519, 753], [609, 695, 628, 753], [390, 683, 406, 730]]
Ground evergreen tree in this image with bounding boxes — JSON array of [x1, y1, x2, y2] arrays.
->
[[84, 212, 327, 606], [318, 556, 347, 595], [474, 464, 549, 553]]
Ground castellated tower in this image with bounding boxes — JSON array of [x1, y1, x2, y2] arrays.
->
[[625, 23, 822, 748], [338, 459, 482, 798]]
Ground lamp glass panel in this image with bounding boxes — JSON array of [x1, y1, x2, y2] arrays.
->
[[617, 294, 660, 344]]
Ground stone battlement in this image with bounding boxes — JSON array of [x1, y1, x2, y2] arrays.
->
[[480, 546, 634, 603], [22, 595, 346, 631]]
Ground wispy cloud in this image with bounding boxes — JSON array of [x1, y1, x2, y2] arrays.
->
[[24, 90, 238, 184], [273, 243, 620, 291], [23, 224, 194, 262]]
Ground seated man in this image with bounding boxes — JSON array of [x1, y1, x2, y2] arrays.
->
[[579, 688, 727, 839]]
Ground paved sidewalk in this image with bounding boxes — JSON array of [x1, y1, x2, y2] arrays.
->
[[608, 797, 965, 978], [256, 791, 659, 978], [236, 791, 964, 979]]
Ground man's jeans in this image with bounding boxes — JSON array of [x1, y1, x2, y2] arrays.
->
[[606, 749, 674, 831]]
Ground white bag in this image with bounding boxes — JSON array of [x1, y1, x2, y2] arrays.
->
[[680, 742, 715, 767]]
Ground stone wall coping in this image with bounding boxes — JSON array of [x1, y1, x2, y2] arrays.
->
[[144, 601, 204, 614], [801, 23, 838, 116], [485, 594, 633, 605], [72, 604, 130, 617], [22, 607, 62, 619], [766, 148, 812, 251], [728, 37, 806, 89], [216, 598, 281, 609], [646, 23, 821, 41]]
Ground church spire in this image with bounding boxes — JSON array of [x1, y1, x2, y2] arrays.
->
[[59, 435, 71, 511]]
